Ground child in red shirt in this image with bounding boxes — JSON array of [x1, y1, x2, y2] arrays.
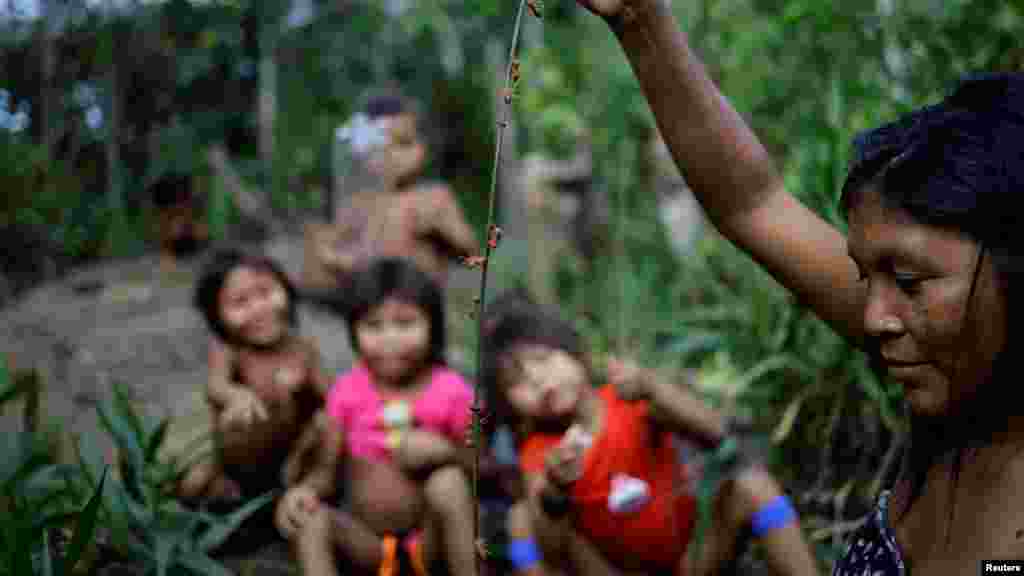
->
[[483, 301, 818, 576]]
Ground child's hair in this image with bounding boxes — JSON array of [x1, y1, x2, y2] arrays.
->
[[482, 305, 591, 440], [361, 88, 422, 124], [483, 285, 538, 338], [193, 248, 299, 347], [150, 171, 199, 209], [342, 257, 447, 368], [360, 88, 435, 157]]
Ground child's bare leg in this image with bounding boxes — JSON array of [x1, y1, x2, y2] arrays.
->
[[295, 507, 340, 576], [521, 499, 621, 576], [506, 501, 556, 576], [328, 507, 386, 571], [284, 500, 385, 575], [179, 459, 216, 501], [686, 465, 817, 576], [419, 465, 476, 576], [178, 459, 240, 502]]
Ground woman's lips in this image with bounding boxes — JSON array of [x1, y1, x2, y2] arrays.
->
[[885, 361, 929, 384]]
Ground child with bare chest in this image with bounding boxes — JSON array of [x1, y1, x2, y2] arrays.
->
[[277, 258, 477, 576], [317, 93, 479, 290], [179, 249, 331, 504]]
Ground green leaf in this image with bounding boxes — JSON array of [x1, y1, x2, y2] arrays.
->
[[60, 467, 107, 575], [0, 361, 20, 407], [197, 491, 275, 552], [112, 381, 146, 446], [145, 417, 171, 464], [2, 448, 51, 495], [71, 434, 103, 493], [95, 397, 145, 493], [176, 550, 234, 576], [154, 535, 175, 576], [41, 529, 55, 576], [109, 479, 154, 528], [32, 511, 77, 534]]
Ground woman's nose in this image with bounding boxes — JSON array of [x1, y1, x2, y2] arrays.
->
[[863, 280, 904, 338]]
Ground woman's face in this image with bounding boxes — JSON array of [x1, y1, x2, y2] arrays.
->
[[219, 266, 289, 346], [355, 297, 431, 385], [499, 343, 588, 425], [846, 186, 1006, 418]]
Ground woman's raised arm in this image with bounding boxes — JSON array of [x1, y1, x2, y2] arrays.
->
[[580, 0, 866, 347]]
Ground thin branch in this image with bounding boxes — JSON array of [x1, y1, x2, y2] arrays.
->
[[469, 0, 530, 571]]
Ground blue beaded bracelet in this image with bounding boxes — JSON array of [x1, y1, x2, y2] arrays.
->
[[750, 494, 797, 538], [507, 538, 542, 572]]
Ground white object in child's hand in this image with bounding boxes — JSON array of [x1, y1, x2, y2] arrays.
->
[[380, 400, 412, 428], [608, 474, 651, 514], [562, 424, 593, 452]]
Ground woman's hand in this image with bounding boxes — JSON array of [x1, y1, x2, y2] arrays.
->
[[574, 0, 659, 23]]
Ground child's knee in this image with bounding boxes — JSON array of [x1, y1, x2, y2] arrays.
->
[[506, 501, 533, 540], [731, 465, 783, 517], [729, 465, 798, 539], [423, 465, 472, 514], [295, 506, 334, 550], [506, 502, 547, 575]]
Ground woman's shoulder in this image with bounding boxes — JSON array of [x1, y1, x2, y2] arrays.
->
[[831, 490, 905, 576]]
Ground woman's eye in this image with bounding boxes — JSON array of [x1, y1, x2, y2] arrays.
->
[[893, 274, 923, 295]]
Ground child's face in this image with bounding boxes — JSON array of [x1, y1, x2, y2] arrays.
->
[[366, 113, 426, 187], [355, 296, 431, 384], [500, 344, 588, 424], [219, 266, 289, 346]]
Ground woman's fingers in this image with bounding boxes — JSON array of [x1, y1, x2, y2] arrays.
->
[[575, 0, 622, 18]]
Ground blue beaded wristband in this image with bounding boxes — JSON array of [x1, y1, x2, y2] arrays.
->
[[507, 538, 542, 572], [750, 494, 797, 538]]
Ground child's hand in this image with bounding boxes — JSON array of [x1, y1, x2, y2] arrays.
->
[[222, 388, 269, 430], [608, 357, 655, 402], [394, 429, 455, 473], [544, 426, 589, 488], [281, 411, 326, 487], [275, 484, 321, 539]]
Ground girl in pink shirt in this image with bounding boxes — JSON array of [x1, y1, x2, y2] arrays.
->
[[276, 258, 477, 576]]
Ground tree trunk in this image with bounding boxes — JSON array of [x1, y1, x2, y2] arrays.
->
[[104, 27, 123, 253], [38, 0, 58, 153], [258, 21, 278, 215]]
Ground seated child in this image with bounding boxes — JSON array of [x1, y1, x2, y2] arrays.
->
[[312, 92, 479, 291], [149, 171, 209, 271], [179, 248, 330, 507], [277, 258, 477, 576], [483, 306, 820, 576]]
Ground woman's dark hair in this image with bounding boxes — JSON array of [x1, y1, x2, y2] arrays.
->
[[481, 304, 590, 442], [839, 72, 1024, 535], [193, 248, 299, 347], [338, 258, 447, 368]]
